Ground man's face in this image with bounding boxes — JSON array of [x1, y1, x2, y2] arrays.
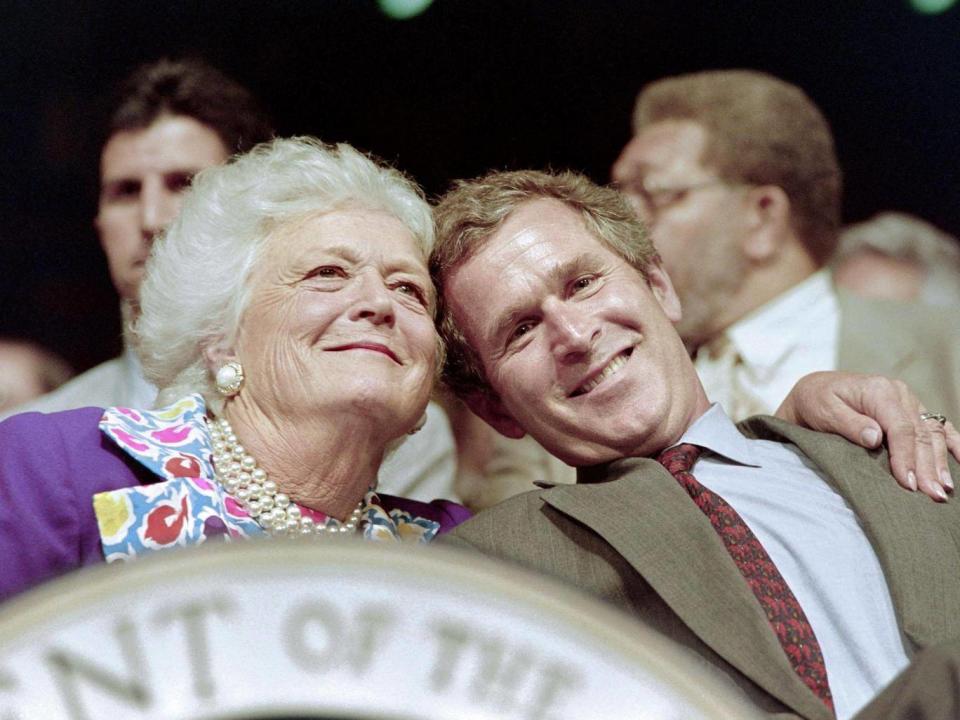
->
[[95, 114, 230, 301], [611, 120, 750, 346], [444, 198, 709, 465]]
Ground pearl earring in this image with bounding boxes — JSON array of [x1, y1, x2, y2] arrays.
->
[[215, 361, 245, 396]]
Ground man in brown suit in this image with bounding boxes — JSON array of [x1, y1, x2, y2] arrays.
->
[[430, 169, 960, 720]]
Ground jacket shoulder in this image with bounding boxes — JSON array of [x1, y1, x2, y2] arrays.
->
[[838, 291, 960, 340], [446, 488, 615, 571]]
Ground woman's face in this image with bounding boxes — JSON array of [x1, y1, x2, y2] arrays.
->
[[233, 208, 438, 438]]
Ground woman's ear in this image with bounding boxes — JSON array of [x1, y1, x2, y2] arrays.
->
[[203, 337, 238, 374]]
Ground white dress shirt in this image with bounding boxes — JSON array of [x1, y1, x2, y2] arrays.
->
[[695, 270, 840, 420], [672, 404, 910, 720]]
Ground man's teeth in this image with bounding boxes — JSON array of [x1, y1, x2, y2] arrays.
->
[[577, 352, 629, 395]]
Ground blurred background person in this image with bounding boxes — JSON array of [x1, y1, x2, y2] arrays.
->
[[0, 339, 74, 414], [611, 69, 960, 426], [832, 211, 960, 307], [5, 58, 459, 503], [0, 137, 470, 602], [9, 58, 272, 416]]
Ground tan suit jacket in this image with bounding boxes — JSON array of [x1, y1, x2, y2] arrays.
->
[[444, 416, 960, 720], [837, 291, 960, 422]]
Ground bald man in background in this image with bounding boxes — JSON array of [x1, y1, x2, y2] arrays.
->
[[832, 212, 960, 307]]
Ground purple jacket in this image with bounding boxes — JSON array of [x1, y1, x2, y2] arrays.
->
[[0, 402, 470, 602]]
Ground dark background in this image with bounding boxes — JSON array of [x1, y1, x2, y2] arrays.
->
[[3, 1, 959, 372]]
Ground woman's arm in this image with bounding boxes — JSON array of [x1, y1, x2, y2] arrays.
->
[[776, 372, 959, 501]]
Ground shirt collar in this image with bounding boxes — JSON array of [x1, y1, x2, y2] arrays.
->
[[671, 403, 759, 467], [727, 269, 837, 373], [99, 393, 215, 481], [121, 346, 159, 409]]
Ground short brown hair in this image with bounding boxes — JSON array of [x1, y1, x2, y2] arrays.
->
[[107, 58, 274, 154], [431, 169, 657, 399], [634, 69, 842, 263]]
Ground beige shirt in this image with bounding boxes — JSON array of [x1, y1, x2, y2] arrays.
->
[[695, 270, 840, 420]]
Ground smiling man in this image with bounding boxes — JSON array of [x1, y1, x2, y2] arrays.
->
[[431, 169, 960, 720]]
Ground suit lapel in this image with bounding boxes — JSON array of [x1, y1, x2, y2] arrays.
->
[[545, 460, 831, 720], [739, 415, 960, 648]]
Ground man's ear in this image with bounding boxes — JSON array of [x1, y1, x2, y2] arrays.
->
[[741, 184, 791, 263], [462, 389, 527, 440], [645, 260, 683, 324]]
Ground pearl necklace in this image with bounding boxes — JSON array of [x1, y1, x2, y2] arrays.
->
[[208, 416, 365, 537]]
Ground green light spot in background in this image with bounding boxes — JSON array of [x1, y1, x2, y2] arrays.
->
[[377, 0, 435, 20], [909, 0, 957, 14]]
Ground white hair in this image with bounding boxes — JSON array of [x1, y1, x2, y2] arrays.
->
[[833, 211, 960, 307], [135, 136, 435, 412]]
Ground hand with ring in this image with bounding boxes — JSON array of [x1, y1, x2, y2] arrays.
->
[[776, 372, 959, 501]]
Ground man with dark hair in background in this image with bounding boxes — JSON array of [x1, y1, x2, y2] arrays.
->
[[10, 58, 273, 416], [610, 70, 960, 446]]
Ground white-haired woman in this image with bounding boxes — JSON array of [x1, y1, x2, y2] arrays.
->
[[0, 137, 470, 601]]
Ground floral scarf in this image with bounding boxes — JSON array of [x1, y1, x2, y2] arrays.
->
[[93, 394, 440, 563]]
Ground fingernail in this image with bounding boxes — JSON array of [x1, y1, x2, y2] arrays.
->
[[935, 485, 949, 502], [942, 470, 955, 492], [906, 471, 917, 491], [860, 428, 881, 446]]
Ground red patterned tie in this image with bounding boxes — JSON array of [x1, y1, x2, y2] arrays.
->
[[657, 443, 834, 712]]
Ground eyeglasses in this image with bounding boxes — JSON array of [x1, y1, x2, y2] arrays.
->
[[614, 178, 729, 218]]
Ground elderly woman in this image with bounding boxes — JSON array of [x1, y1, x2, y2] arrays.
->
[[0, 137, 470, 601]]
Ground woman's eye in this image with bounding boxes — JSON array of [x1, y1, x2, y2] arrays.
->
[[394, 282, 427, 304], [310, 266, 346, 279]]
